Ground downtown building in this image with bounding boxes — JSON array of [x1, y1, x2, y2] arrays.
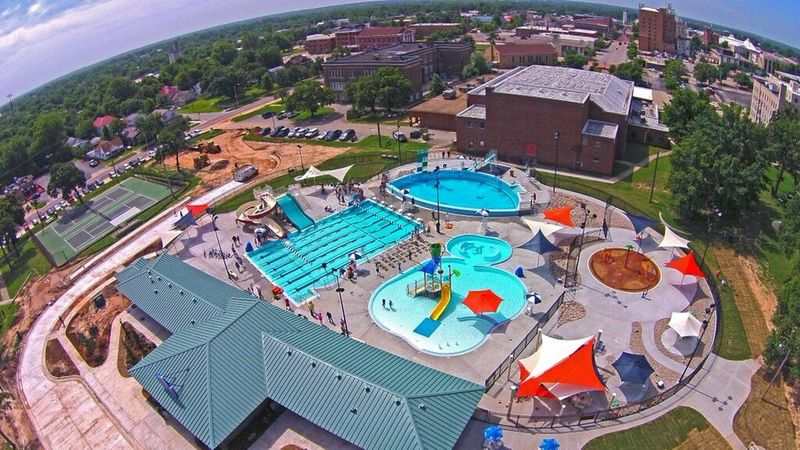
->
[[750, 72, 800, 124], [638, 5, 677, 53], [455, 65, 635, 175]]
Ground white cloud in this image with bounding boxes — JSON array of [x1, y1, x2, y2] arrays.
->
[[27, 1, 44, 15]]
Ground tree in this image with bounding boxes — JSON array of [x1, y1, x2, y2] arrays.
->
[[734, 71, 753, 88], [240, 32, 260, 50], [661, 88, 716, 141], [158, 117, 190, 171], [32, 111, 73, 166], [256, 46, 283, 69], [48, 162, 86, 202], [108, 118, 125, 138], [694, 62, 718, 84], [764, 254, 800, 379], [429, 73, 447, 96], [107, 77, 137, 101], [462, 52, 491, 78], [563, 51, 589, 69], [136, 113, 164, 147], [718, 62, 735, 80], [668, 105, 768, 218], [346, 67, 412, 112], [767, 109, 800, 195], [779, 197, 800, 252], [330, 45, 352, 58], [626, 42, 638, 60], [0, 196, 24, 256], [285, 80, 334, 117], [75, 118, 96, 140], [611, 59, 644, 84], [211, 40, 237, 65], [594, 37, 609, 49], [459, 34, 475, 47]]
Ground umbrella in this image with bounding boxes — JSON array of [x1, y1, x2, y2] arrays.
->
[[665, 251, 706, 284], [543, 206, 574, 227], [271, 286, 284, 295], [669, 311, 703, 338], [186, 203, 208, 218], [518, 230, 561, 265], [483, 425, 503, 442], [462, 289, 504, 314], [612, 352, 654, 385], [540, 438, 560, 450]]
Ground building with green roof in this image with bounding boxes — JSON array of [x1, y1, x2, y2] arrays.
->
[[119, 254, 485, 449]]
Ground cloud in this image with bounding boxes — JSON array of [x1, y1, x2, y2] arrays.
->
[[27, 2, 44, 15]]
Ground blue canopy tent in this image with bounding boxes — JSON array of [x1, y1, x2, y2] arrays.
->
[[419, 257, 441, 274], [483, 425, 503, 445], [612, 352, 654, 385], [540, 437, 560, 450], [518, 230, 561, 266]]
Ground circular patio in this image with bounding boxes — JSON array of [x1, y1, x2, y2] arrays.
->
[[588, 247, 661, 293]]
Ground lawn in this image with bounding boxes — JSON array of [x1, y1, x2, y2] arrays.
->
[[232, 102, 284, 123], [293, 107, 336, 122], [583, 407, 730, 450], [179, 97, 226, 114], [0, 237, 52, 298], [618, 143, 660, 164], [733, 368, 796, 449], [347, 112, 409, 125], [0, 303, 20, 336]]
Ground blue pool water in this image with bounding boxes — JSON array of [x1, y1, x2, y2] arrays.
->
[[247, 200, 419, 303], [276, 194, 315, 230], [369, 253, 526, 356], [447, 234, 513, 265], [388, 170, 520, 216]]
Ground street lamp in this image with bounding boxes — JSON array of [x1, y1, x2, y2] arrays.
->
[[211, 212, 233, 280], [572, 202, 597, 284], [763, 340, 793, 400], [507, 384, 518, 418], [233, 83, 241, 108], [648, 150, 661, 203], [332, 267, 350, 336], [552, 131, 560, 192], [297, 144, 304, 170], [434, 167, 441, 233]]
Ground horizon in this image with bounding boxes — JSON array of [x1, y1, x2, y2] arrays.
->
[[1, 0, 799, 105]]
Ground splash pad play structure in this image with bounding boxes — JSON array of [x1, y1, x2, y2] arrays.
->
[[588, 247, 661, 292]]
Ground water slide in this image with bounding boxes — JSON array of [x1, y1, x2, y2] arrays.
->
[[277, 194, 315, 230], [429, 283, 451, 321]]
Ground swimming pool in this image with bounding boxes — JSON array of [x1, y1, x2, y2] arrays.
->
[[246, 200, 419, 303], [388, 169, 520, 216], [369, 256, 526, 356], [447, 234, 513, 265]]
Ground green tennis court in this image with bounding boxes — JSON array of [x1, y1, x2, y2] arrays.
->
[[37, 177, 172, 266]]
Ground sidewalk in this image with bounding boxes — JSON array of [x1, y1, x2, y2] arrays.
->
[[534, 151, 672, 185], [17, 181, 241, 449]]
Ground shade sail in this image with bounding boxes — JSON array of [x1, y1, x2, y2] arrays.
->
[[612, 352, 654, 385], [186, 203, 208, 218], [522, 218, 565, 237], [658, 216, 690, 249], [543, 206, 574, 227], [518, 230, 561, 255], [159, 229, 183, 248], [517, 335, 605, 399], [666, 251, 706, 278], [294, 165, 353, 182], [462, 289, 504, 314], [625, 212, 655, 235], [669, 312, 703, 338], [419, 257, 441, 275], [172, 212, 197, 229]]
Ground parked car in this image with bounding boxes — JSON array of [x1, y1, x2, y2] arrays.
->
[[258, 127, 271, 137], [339, 129, 357, 142], [287, 111, 299, 119], [276, 111, 288, 120], [393, 131, 407, 142], [305, 128, 318, 139], [320, 130, 334, 140], [116, 167, 125, 175], [46, 207, 56, 216], [409, 130, 422, 139], [108, 171, 117, 179], [148, 149, 157, 157], [88, 159, 99, 168], [277, 127, 290, 137], [60, 200, 69, 209], [287, 127, 301, 138], [261, 111, 275, 119], [96, 178, 105, 185], [270, 126, 285, 137]]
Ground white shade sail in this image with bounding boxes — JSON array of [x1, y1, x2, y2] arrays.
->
[[159, 229, 183, 248], [668, 312, 703, 338], [294, 165, 353, 182], [519, 335, 592, 380], [658, 223, 690, 249], [522, 218, 565, 237]]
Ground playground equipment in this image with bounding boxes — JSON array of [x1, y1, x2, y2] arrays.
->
[[468, 150, 497, 172], [406, 243, 453, 320], [234, 191, 285, 237]]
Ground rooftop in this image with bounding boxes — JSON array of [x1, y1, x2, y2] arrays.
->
[[469, 65, 633, 115], [582, 119, 619, 139], [358, 26, 408, 37], [324, 42, 470, 65], [495, 42, 557, 56], [306, 33, 335, 41], [455, 104, 487, 120]]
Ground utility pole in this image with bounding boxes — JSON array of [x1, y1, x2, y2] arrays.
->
[[649, 150, 661, 203], [552, 131, 560, 192]]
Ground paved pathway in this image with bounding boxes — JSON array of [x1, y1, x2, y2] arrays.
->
[[535, 150, 672, 184], [17, 181, 242, 449]]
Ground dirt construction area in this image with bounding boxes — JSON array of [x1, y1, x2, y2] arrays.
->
[[167, 130, 352, 188]]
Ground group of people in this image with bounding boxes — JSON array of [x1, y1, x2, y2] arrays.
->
[[334, 181, 365, 206]]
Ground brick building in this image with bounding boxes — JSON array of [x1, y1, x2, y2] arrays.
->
[[355, 27, 415, 51], [750, 73, 800, 124], [702, 27, 719, 45], [322, 42, 472, 102], [455, 66, 634, 175], [333, 28, 362, 48], [487, 42, 558, 69], [638, 5, 677, 53], [572, 15, 614, 35], [409, 23, 460, 38], [304, 34, 336, 54]]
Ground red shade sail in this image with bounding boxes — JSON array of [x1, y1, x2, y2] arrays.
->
[[517, 335, 606, 399], [543, 206, 574, 228], [187, 203, 209, 218], [462, 289, 504, 314], [665, 251, 706, 278]]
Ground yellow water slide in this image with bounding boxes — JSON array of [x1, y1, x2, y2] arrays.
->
[[429, 283, 451, 321]]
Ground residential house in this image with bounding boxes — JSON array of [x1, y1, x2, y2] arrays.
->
[[87, 137, 124, 160], [92, 115, 117, 134]]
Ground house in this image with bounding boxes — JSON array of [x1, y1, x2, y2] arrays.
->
[[125, 113, 141, 127], [284, 54, 312, 67], [152, 108, 179, 123], [86, 137, 124, 160], [268, 65, 286, 78], [161, 85, 197, 106], [92, 115, 117, 133], [66, 137, 90, 149]]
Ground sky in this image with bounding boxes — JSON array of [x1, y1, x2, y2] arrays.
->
[[0, 0, 799, 105]]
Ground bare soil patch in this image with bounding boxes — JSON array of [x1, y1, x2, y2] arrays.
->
[[45, 338, 79, 378], [118, 322, 156, 377], [66, 285, 130, 367], [733, 368, 795, 450]]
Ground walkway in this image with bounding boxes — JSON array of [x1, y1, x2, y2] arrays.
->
[[17, 181, 242, 450], [534, 150, 672, 184]]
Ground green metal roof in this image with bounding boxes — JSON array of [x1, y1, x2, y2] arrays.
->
[[116, 254, 250, 333], [124, 255, 484, 450]]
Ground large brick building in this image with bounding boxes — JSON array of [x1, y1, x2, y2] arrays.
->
[[572, 15, 614, 35], [334, 28, 361, 48], [455, 66, 634, 175], [638, 6, 677, 53], [322, 42, 472, 102], [304, 34, 336, 54], [750, 73, 800, 124], [355, 27, 415, 51], [409, 23, 461, 38], [488, 42, 558, 69]]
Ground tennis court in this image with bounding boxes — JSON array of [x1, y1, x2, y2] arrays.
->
[[37, 177, 173, 266]]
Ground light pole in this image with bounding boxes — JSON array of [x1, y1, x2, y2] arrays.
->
[[332, 267, 350, 336], [572, 203, 597, 284], [552, 131, 560, 192], [434, 167, 441, 233], [680, 304, 716, 381], [648, 150, 661, 203], [296, 144, 304, 170], [507, 384, 518, 418], [211, 212, 233, 280], [700, 212, 722, 267], [233, 83, 241, 108], [763, 341, 793, 400]]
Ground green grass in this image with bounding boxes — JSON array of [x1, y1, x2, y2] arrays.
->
[[293, 107, 336, 122], [0, 303, 20, 335], [188, 128, 224, 143], [244, 86, 267, 97], [232, 103, 284, 123], [619, 143, 660, 164], [347, 112, 409, 125], [583, 407, 729, 450], [0, 238, 52, 298], [179, 97, 226, 113], [476, 44, 489, 52]]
